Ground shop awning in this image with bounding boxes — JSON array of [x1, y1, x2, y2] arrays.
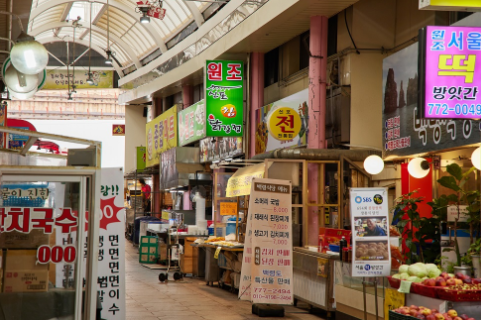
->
[[226, 163, 265, 197]]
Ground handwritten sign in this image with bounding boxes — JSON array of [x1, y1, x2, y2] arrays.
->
[[220, 202, 238, 216], [385, 288, 405, 320]]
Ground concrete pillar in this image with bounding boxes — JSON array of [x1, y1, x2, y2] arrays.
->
[[249, 52, 265, 158], [152, 97, 163, 217], [307, 16, 328, 246], [182, 85, 194, 109]]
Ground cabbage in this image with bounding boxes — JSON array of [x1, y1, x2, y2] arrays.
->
[[399, 265, 409, 274], [408, 264, 427, 278], [421, 276, 428, 281], [407, 276, 422, 283], [425, 264, 441, 278], [392, 274, 402, 279], [399, 273, 410, 280]]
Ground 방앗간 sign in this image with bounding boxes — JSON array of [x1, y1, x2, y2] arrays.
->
[[423, 26, 481, 119], [205, 60, 244, 137], [145, 106, 177, 168], [350, 188, 391, 277]]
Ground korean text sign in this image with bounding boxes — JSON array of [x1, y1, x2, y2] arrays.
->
[[424, 26, 481, 119], [350, 188, 391, 277], [205, 60, 244, 137], [145, 105, 177, 167], [247, 178, 293, 305], [178, 100, 206, 146]]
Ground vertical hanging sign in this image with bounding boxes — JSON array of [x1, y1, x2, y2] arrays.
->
[[246, 178, 293, 305], [205, 60, 244, 137], [350, 188, 391, 277]]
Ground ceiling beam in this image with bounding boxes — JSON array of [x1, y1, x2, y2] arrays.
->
[[183, 1, 204, 27], [92, 4, 108, 25], [53, 2, 73, 37], [30, 0, 168, 53], [32, 22, 141, 68]]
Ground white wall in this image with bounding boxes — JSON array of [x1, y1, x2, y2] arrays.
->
[[29, 120, 125, 168], [124, 105, 146, 174]]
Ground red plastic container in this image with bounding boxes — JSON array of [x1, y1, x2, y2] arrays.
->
[[387, 276, 401, 289], [411, 283, 438, 298], [435, 287, 481, 302]]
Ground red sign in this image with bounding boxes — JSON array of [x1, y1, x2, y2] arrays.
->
[[112, 124, 125, 136], [148, 7, 166, 20]]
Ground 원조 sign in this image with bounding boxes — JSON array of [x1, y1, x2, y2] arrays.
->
[[205, 60, 244, 137], [423, 26, 481, 119]]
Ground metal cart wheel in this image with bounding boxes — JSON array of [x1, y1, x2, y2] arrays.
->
[[158, 273, 168, 282], [173, 272, 182, 280]]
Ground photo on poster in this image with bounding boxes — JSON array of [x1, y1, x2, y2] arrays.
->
[[354, 240, 389, 261], [354, 216, 388, 237]]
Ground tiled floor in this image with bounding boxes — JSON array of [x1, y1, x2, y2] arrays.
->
[[125, 244, 326, 320]]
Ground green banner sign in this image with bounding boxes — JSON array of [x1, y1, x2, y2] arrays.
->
[[178, 100, 206, 146], [205, 60, 244, 137]]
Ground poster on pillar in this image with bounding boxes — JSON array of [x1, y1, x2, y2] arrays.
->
[[205, 60, 244, 137], [255, 89, 308, 155]]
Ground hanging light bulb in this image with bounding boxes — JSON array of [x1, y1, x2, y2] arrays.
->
[[9, 87, 37, 100], [363, 155, 384, 175], [471, 147, 481, 171], [67, 92, 73, 100], [408, 158, 430, 179], [105, 50, 113, 65], [4, 64, 39, 93], [140, 13, 150, 24], [86, 73, 95, 85], [10, 32, 49, 75]]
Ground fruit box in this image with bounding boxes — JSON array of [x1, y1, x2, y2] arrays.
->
[[389, 310, 418, 320], [410, 283, 439, 298], [435, 287, 481, 302], [387, 276, 401, 289]]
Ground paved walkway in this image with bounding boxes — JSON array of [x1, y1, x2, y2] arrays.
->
[[125, 244, 326, 320]]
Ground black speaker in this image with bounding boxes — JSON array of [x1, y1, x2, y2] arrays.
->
[[143, 106, 147, 117]]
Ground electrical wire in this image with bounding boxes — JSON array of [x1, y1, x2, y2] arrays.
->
[[88, 2, 92, 76], [344, 9, 360, 55]]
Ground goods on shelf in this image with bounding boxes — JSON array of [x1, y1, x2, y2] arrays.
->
[[205, 237, 225, 243], [392, 263, 443, 283], [391, 305, 475, 320]]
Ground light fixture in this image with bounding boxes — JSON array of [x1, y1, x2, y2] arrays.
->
[[105, 50, 113, 65], [140, 14, 150, 24], [67, 92, 73, 100], [4, 64, 39, 93], [408, 158, 430, 179], [10, 32, 49, 75], [105, 0, 113, 65], [363, 155, 384, 175], [1, 86, 9, 99], [471, 147, 481, 171], [9, 87, 37, 100], [71, 84, 77, 94], [86, 73, 95, 85]]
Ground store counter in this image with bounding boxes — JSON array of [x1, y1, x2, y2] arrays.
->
[[292, 248, 338, 314]]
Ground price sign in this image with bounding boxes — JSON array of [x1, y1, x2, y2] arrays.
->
[[385, 288, 405, 320], [220, 202, 238, 216]]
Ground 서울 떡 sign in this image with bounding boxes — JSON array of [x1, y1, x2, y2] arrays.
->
[[205, 60, 244, 137], [424, 26, 481, 119]]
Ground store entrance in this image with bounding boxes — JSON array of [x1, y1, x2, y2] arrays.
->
[[0, 173, 97, 320]]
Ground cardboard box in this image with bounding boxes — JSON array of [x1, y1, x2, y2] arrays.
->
[[0, 230, 50, 249], [5, 250, 49, 271], [3, 270, 49, 293]]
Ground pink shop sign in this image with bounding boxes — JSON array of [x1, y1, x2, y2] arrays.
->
[[424, 25, 481, 119]]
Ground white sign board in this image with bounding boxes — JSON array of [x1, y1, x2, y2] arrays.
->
[[238, 211, 253, 301], [248, 178, 293, 305], [447, 205, 468, 222], [350, 188, 391, 277]]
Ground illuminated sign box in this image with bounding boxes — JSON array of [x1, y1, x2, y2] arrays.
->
[[421, 26, 481, 119], [419, 0, 481, 11]]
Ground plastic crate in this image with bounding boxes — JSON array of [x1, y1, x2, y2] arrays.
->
[[435, 287, 481, 302], [387, 276, 401, 289], [139, 236, 158, 264], [389, 310, 418, 320], [410, 283, 438, 298]]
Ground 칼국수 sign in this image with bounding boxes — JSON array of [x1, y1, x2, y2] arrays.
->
[[424, 26, 481, 119], [205, 60, 244, 137]]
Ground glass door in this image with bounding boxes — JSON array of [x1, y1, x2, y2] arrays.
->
[[0, 174, 90, 320]]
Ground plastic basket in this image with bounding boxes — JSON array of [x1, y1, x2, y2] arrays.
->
[[387, 276, 401, 289], [435, 287, 481, 302], [389, 310, 419, 320], [139, 236, 158, 264], [410, 283, 438, 298]]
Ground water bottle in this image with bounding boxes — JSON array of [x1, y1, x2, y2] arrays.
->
[[339, 236, 347, 261]]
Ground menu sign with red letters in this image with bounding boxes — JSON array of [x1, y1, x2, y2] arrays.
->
[[205, 60, 244, 137], [246, 178, 293, 305]]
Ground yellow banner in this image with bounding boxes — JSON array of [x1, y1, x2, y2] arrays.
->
[[146, 106, 178, 168], [384, 288, 405, 320], [226, 163, 265, 197], [43, 69, 114, 89], [421, 0, 481, 9]]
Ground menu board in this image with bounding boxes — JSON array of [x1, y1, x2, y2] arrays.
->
[[238, 211, 253, 301], [248, 178, 293, 305], [350, 188, 391, 277]]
